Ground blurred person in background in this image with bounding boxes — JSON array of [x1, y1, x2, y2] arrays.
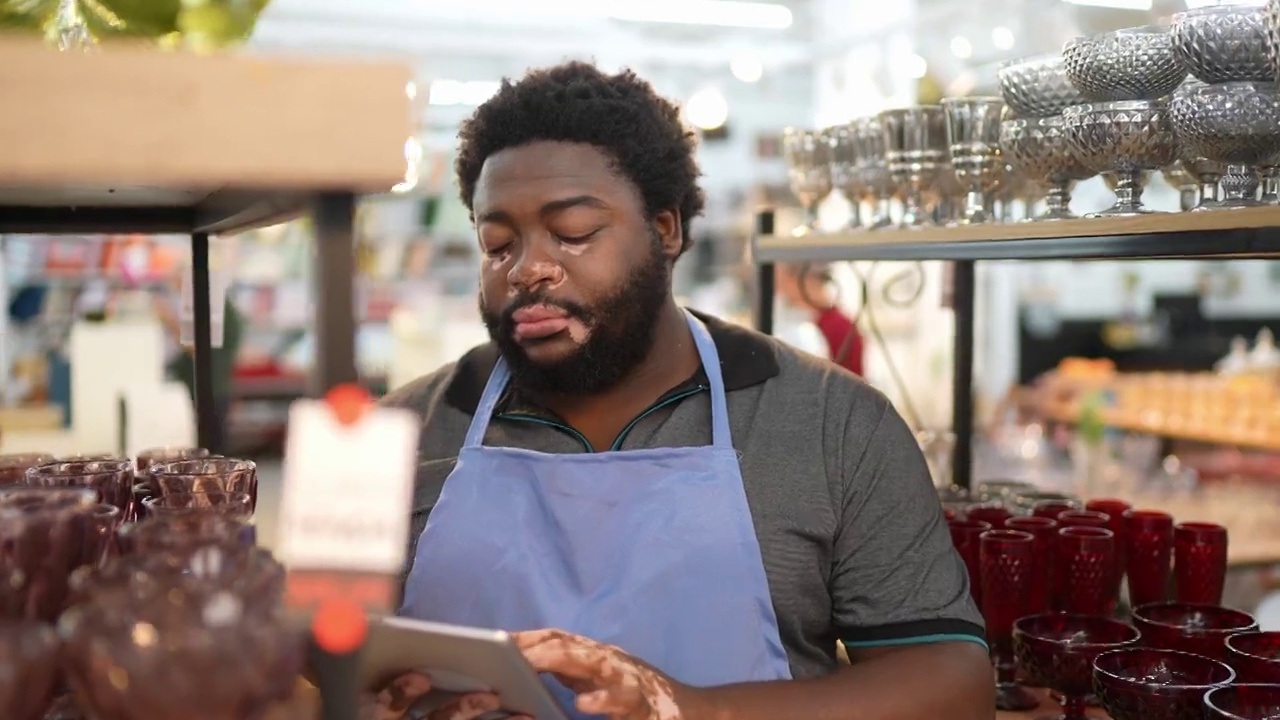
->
[[153, 279, 243, 453], [775, 262, 864, 376]]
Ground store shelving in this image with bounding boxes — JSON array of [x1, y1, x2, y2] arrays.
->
[[0, 36, 413, 720], [750, 207, 1280, 493]]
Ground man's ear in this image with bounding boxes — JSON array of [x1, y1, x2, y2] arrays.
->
[[652, 209, 683, 260]]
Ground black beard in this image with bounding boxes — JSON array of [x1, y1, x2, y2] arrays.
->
[[480, 239, 670, 397]]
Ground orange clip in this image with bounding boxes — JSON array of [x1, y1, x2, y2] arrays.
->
[[312, 597, 369, 655], [325, 384, 372, 426]]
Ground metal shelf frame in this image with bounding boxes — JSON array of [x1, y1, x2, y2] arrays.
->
[[750, 208, 1280, 491]]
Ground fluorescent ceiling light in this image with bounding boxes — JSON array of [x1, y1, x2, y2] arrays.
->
[[608, 0, 792, 29], [1061, 0, 1153, 10], [429, 80, 502, 106]]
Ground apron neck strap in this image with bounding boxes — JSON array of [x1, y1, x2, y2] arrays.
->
[[461, 309, 733, 450]]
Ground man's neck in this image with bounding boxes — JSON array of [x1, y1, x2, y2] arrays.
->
[[534, 300, 700, 448]]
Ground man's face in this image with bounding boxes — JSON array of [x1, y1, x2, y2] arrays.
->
[[474, 141, 683, 396]]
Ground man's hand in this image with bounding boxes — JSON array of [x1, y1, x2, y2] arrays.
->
[[360, 671, 530, 720], [516, 630, 702, 720]]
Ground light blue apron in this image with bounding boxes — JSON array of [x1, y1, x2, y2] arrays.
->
[[400, 310, 792, 716]]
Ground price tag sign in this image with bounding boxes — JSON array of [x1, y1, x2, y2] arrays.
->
[[277, 385, 418, 616]]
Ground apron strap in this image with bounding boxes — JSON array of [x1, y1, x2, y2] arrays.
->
[[462, 310, 734, 451]]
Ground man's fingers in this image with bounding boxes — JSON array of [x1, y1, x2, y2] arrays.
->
[[375, 672, 434, 712], [576, 685, 646, 716], [426, 692, 502, 720]]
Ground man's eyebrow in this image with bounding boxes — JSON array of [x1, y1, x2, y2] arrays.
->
[[476, 195, 609, 225]]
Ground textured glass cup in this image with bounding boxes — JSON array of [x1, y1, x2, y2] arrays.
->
[[1204, 684, 1280, 720], [149, 458, 258, 511], [980, 529, 1039, 711], [1133, 602, 1258, 662], [966, 502, 1014, 528], [1013, 614, 1139, 720], [1226, 632, 1280, 683], [0, 487, 98, 621], [25, 460, 133, 515], [118, 514, 253, 555], [1057, 526, 1117, 615], [1032, 498, 1082, 520], [1123, 510, 1174, 608], [948, 518, 991, 611], [0, 454, 54, 486], [1093, 647, 1234, 720], [69, 544, 286, 611], [0, 620, 60, 720], [1005, 516, 1058, 615], [1174, 522, 1228, 605], [143, 491, 252, 520]]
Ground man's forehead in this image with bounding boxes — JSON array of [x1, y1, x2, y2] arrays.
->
[[474, 141, 632, 210]]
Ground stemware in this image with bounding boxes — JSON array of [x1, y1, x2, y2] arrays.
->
[[1057, 526, 1117, 615], [149, 458, 259, 511], [1204, 683, 1280, 720], [1006, 516, 1058, 614], [966, 502, 1013, 528], [941, 96, 1007, 224], [1027, 496, 1082, 519], [948, 519, 991, 611], [1226, 632, 1280, 683], [0, 621, 60, 720], [782, 127, 834, 236], [1174, 522, 1229, 604], [880, 106, 947, 227], [1132, 602, 1258, 661], [1058, 509, 1112, 530], [1013, 614, 1140, 720], [1093, 648, 1235, 720], [0, 454, 54, 486], [981, 529, 1039, 710], [0, 487, 99, 621], [1124, 510, 1174, 608]]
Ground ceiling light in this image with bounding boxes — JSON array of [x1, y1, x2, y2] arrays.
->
[[428, 80, 501, 107], [608, 0, 792, 29], [905, 54, 929, 80], [991, 26, 1015, 50], [950, 36, 973, 59], [1061, 0, 1152, 9], [730, 55, 764, 83], [684, 87, 729, 130]]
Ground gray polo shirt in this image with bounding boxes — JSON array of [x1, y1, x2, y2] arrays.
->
[[382, 310, 984, 679]]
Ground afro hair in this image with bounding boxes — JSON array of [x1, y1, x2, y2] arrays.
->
[[454, 61, 705, 255]]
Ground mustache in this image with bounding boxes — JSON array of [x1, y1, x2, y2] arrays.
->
[[498, 294, 592, 324]]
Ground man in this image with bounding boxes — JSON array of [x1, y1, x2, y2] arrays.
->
[[379, 62, 990, 720]]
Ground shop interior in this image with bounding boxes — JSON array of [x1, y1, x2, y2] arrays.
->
[[3, 0, 1280, 717]]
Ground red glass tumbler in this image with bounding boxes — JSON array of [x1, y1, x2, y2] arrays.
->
[[1056, 526, 1116, 616], [1174, 522, 1228, 605], [1005, 516, 1058, 614], [1122, 510, 1173, 608], [949, 519, 991, 612], [980, 529, 1039, 711]]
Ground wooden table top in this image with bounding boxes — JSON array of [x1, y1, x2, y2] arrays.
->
[[998, 687, 1111, 720]]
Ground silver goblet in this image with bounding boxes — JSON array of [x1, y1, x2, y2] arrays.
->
[[782, 127, 833, 236], [828, 123, 863, 229], [1001, 116, 1093, 221], [942, 96, 1006, 224], [997, 54, 1087, 119], [1173, 2, 1274, 84], [1169, 80, 1280, 208], [851, 116, 894, 229], [880, 105, 947, 228], [1064, 26, 1187, 102], [1063, 101, 1179, 216]]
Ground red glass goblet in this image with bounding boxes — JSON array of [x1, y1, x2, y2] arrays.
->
[[1123, 510, 1173, 608], [949, 519, 991, 611], [1031, 498, 1082, 520], [1058, 509, 1111, 530], [967, 502, 1013, 528], [1225, 633, 1280, 683], [1132, 602, 1258, 662], [1204, 684, 1280, 720], [1174, 522, 1228, 605], [1093, 647, 1234, 720], [980, 529, 1039, 711], [0, 487, 99, 622], [1006, 516, 1058, 615], [1013, 613, 1139, 720], [1057, 526, 1117, 616], [0, 621, 60, 720], [0, 455, 54, 487], [1087, 499, 1132, 595], [149, 457, 258, 511], [25, 460, 133, 515]]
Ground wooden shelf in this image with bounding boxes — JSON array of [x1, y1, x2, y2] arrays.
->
[[0, 37, 412, 235], [754, 207, 1280, 262], [1044, 406, 1280, 454]]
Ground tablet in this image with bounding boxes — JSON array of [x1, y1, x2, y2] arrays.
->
[[360, 616, 571, 720]]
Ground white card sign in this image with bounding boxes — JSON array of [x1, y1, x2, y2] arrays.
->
[[276, 398, 419, 574]]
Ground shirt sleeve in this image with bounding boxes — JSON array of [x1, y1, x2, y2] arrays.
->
[[831, 402, 986, 651]]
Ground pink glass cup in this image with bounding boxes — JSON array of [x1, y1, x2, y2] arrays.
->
[[149, 458, 258, 512], [25, 460, 133, 515], [0, 487, 99, 622], [142, 491, 252, 521]]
